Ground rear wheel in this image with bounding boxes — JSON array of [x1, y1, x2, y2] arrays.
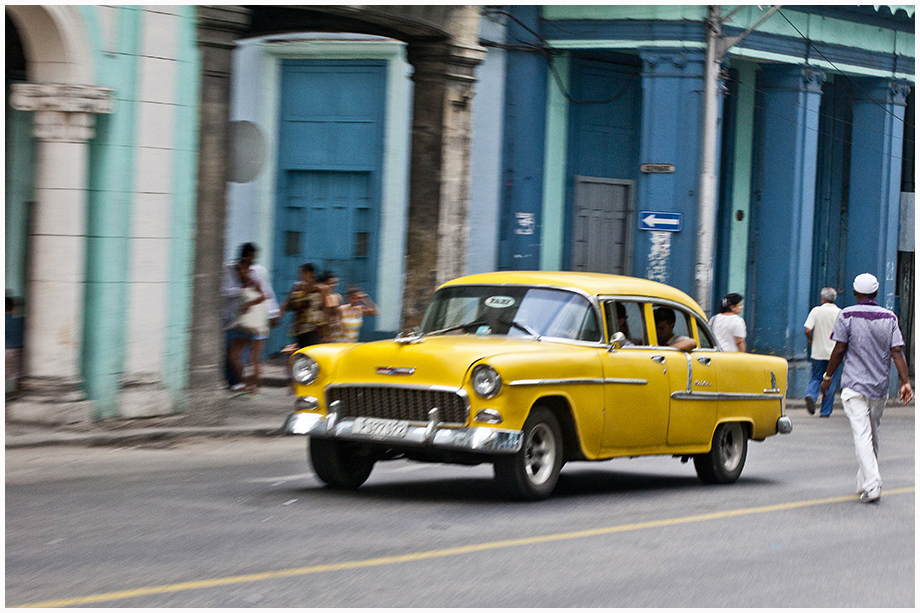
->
[[494, 407, 564, 500], [693, 422, 747, 484], [309, 438, 375, 489]]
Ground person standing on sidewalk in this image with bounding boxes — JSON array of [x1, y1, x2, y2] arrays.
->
[[804, 287, 842, 416], [820, 273, 913, 503], [221, 243, 280, 390]]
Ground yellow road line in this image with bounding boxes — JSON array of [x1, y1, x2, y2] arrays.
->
[[14, 486, 914, 608]]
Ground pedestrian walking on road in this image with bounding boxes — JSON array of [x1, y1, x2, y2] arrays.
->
[[821, 273, 913, 503], [804, 287, 842, 416], [709, 293, 747, 352]]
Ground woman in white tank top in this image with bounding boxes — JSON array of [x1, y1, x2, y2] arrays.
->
[[709, 293, 747, 352]]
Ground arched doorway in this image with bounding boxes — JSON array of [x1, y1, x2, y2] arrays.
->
[[5, 13, 31, 397], [5, 6, 113, 420]]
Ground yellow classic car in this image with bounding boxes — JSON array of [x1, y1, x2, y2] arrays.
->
[[283, 271, 792, 500]]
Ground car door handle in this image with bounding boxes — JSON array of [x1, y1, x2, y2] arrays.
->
[[696, 356, 711, 366], [651, 355, 666, 364]]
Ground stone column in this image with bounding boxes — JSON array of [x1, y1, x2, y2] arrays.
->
[[401, 19, 485, 329], [844, 79, 909, 311], [187, 6, 250, 425], [748, 65, 825, 394], [9, 83, 114, 412]]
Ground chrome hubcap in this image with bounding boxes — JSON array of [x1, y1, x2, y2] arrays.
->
[[719, 423, 744, 472], [524, 423, 556, 485]]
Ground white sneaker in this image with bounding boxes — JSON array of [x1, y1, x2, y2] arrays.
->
[[860, 488, 881, 503], [230, 383, 245, 392]]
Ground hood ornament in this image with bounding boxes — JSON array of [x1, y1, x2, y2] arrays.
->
[[376, 367, 417, 376]]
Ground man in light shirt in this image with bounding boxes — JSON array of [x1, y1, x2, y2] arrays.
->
[[821, 273, 912, 503], [803, 287, 841, 417]]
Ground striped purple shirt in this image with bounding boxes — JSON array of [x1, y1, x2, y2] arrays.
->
[[831, 299, 904, 399]]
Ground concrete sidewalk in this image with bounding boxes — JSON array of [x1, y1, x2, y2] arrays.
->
[[5, 362, 296, 449], [4, 365, 911, 449]]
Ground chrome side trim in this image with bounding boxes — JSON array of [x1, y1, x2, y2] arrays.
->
[[509, 378, 605, 387], [671, 391, 786, 401], [509, 377, 648, 387], [282, 412, 522, 454]]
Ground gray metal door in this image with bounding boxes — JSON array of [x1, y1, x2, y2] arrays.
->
[[572, 176, 634, 274]]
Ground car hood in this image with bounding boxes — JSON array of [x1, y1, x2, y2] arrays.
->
[[327, 335, 574, 388]]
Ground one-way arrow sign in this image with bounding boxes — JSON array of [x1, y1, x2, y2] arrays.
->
[[639, 211, 682, 232]]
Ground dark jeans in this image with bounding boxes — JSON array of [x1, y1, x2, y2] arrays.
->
[[807, 358, 839, 416]]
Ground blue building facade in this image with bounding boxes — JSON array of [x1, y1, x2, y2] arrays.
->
[[494, 5, 914, 395]]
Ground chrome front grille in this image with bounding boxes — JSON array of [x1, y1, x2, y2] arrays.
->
[[327, 386, 470, 425]]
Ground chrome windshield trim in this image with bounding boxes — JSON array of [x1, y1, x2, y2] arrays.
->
[[671, 391, 786, 401], [422, 283, 605, 344]]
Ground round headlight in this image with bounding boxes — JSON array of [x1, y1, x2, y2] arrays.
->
[[471, 364, 502, 399], [291, 354, 319, 385]]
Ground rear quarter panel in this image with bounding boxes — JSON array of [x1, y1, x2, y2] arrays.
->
[[716, 352, 788, 440]]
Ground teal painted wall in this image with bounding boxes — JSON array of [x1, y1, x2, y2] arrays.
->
[[162, 5, 200, 409], [727, 60, 757, 298], [81, 6, 141, 418], [79, 6, 200, 417]]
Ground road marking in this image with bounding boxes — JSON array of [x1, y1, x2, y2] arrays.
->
[[14, 486, 914, 608]]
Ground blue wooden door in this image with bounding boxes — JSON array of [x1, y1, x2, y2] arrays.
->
[[270, 60, 385, 353]]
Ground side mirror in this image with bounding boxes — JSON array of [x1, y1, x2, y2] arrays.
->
[[608, 331, 626, 351]]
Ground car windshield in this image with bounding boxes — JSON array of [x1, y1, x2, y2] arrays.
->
[[420, 285, 601, 342]]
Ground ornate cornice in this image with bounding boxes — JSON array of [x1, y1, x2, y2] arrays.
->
[[10, 83, 115, 114], [9, 83, 115, 141]]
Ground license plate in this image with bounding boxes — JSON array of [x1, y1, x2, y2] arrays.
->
[[352, 417, 409, 439]]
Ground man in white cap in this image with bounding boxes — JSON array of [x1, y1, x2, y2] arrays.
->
[[821, 273, 912, 503]]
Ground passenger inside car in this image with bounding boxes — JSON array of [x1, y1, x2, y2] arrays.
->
[[653, 307, 697, 351], [606, 301, 646, 346]]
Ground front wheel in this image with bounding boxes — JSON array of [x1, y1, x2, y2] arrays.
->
[[309, 438, 375, 489], [494, 407, 564, 500], [693, 422, 748, 484]]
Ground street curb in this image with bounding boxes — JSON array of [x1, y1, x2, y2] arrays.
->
[[5, 426, 287, 449]]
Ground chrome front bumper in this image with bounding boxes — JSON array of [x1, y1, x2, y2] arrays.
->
[[282, 411, 523, 454]]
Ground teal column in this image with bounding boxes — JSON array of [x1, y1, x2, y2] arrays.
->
[[843, 79, 908, 312], [81, 7, 141, 418], [749, 65, 825, 395]]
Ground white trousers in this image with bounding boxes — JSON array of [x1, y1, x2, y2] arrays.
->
[[841, 387, 886, 494]]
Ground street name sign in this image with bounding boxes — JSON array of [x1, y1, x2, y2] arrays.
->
[[639, 211, 682, 232], [640, 163, 675, 173]]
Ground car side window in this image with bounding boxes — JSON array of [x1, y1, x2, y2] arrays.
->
[[604, 301, 648, 346], [652, 305, 693, 347], [695, 317, 717, 349]]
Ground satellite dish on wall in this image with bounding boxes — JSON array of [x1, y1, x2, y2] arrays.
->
[[228, 120, 266, 184]]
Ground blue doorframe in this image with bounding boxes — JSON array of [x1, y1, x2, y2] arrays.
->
[[270, 59, 385, 353]]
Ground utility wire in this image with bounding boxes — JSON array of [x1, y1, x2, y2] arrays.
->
[[775, 7, 913, 129]]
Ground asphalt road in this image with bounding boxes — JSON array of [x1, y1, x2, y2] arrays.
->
[[6, 406, 914, 607]]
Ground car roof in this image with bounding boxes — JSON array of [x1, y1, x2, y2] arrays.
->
[[440, 271, 706, 318]]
